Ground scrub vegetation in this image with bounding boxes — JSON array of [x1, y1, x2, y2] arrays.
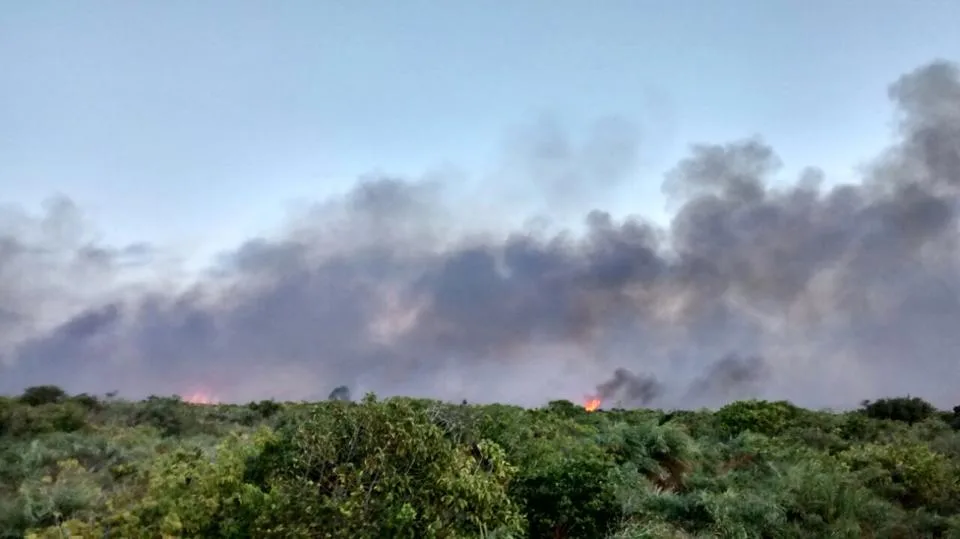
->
[[2, 387, 960, 538]]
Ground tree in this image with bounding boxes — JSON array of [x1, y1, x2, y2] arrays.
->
[[860, 396, 938, 425], [247, 397, 525, 538], [18, 386, 68, 407]]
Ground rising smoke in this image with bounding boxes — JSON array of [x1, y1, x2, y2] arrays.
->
[[594, 368, 663, 407], [1, 60, 959, 409]]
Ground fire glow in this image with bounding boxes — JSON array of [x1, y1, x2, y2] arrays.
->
[[583, 396, 601, 412], [182, 391, 218, 405]]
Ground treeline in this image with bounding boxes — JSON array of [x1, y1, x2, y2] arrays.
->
[[2, 386, 960, 538]]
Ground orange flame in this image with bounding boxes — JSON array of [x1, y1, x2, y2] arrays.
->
[[583, 396, 601, 412]]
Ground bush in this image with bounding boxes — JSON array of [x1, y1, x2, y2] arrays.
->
[[247, 399, 283, 419], [860, 397, 938, 425], [1, 402, 89, 438], [70, 393, 104, 412], [131, 396, 200, 437], [18, 386, 68, 407], [838, 442, 960, 511], [714, 400, 802, 437], [3, 391, 960, 538], [247, 396, 525, 538]]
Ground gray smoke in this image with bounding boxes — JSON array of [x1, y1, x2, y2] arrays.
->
[[595, 368, 664, 407], [328, 385, 352, 402], [2, 60, 960, 409], [684, 353, 769, 406]]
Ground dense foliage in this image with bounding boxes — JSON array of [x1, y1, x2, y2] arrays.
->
[[2, 388, 960, 538]]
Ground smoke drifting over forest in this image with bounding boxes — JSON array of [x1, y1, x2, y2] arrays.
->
[[2, 60, 959, 409]]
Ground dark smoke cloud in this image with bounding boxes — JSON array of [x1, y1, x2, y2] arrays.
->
[[684, 354, 769, 406], [328, 385, 351, 402], [2, 60, 960, 409], [595, 368, 663, 407]]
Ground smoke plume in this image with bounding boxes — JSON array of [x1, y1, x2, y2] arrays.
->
[[595, 368, 663, 407], [328, 385, 352, 402], [2, 60, 959, 409]]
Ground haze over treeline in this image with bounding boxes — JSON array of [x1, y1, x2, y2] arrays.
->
[[2, 60, 959, 409]]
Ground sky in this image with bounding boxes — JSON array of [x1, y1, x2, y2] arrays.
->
[[2, 1, 960, 409], [4, 0, 959, 262]]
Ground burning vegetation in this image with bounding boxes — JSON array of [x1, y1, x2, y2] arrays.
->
[[181, 390, 218, 405], [583, 396, 602, 412]]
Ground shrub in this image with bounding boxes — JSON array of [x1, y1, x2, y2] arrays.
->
[[714, 400, 802, 437], [18, 386, 68, 407], [247, 399, 283, 419], [860, 397, 938, 425], [1, 402, 89, 438], [247, 396, 525, 538], [132, 396, 200, 437], [838, 442, 960, 511]]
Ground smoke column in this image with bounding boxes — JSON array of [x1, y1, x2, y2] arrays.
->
[[1, 60, 959, 409]]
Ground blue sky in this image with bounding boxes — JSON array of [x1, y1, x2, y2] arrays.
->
[[3, 0, 959, 264]]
